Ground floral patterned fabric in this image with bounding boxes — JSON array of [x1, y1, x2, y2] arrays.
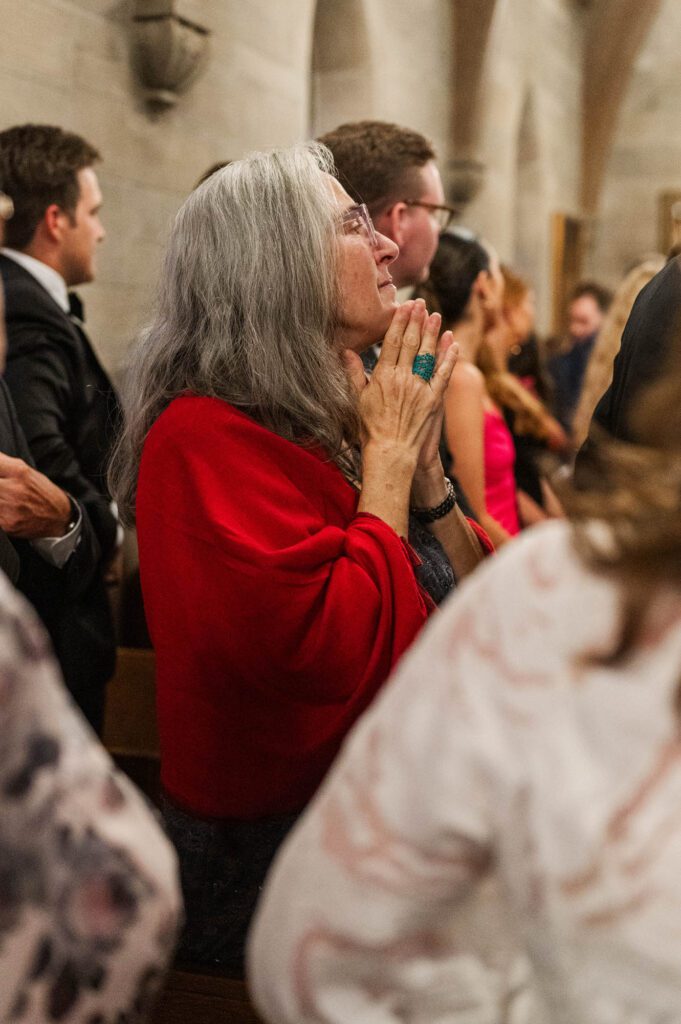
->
[[249, 520, 681, 1024], [0, 571, 181, 1023]]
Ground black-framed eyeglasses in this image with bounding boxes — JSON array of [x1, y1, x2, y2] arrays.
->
[[340, 203, 379, 249], [403, 200, 456, 232], [0, 192, 14, 222]]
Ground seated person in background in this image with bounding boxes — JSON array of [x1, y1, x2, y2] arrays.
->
[[0, 571, 180, 1022], [499, 265, 568, 524], [109, 142, 468, 973], [548, 280, 612, 431], [249, 327, 681, 1024], [419, 230, 520, 546]]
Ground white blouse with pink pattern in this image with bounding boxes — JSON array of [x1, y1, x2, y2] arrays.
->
[[248, 520, 681, 1024]]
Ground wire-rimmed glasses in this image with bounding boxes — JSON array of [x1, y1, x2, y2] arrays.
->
[[340, 203, 379, 248]]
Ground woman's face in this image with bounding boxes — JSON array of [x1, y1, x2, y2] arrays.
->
[[329, 177, 400, 352]]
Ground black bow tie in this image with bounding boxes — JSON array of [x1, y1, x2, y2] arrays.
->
[[68, 292, 85, 322]]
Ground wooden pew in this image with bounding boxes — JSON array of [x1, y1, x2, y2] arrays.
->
[[152, 966, 264, 1024], [102, 646, 161, 802]]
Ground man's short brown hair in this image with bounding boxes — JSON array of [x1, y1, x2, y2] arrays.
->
[[0, 124, 100, 249], [318, 120, 436, 215]]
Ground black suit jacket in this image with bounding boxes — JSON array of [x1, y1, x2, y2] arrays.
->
[[0, 254, 121, 730], [0, 376, 100, 613], [580, 257, 681, 446]]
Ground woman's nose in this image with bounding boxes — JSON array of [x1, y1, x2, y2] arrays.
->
[[375, 230, 398, 266]]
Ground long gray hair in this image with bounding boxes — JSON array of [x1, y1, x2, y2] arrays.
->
[[110, 142, 359, 524]]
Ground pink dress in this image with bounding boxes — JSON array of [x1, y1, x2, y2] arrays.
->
[[483, 406, 520, 535]]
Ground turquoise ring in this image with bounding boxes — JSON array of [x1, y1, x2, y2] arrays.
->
[[412, 353, 436, 382]]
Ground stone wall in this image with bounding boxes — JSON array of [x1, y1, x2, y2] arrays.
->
[[0, 0, 455, 374], [459, 0, 584, 332], [4, 1, 676, 352], [588, 0, 681, 288]]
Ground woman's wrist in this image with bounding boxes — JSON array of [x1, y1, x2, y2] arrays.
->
[[411, 477, 457, 524], [411, 464, 449, 508], [361, 441, 418, 480]]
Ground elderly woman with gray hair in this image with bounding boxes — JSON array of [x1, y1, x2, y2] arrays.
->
[[110, 142, 487, 972]]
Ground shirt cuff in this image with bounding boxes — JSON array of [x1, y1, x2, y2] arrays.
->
[[110, 499, 124, 549], [31, 500, 83, 569]]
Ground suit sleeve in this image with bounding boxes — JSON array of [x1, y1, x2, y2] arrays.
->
[[0, 379, 103, 594], [3, 329, 118, 558], [0, 530, 20, 584]]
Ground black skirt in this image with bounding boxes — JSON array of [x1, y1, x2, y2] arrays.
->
[[162, 795, 298, 975]]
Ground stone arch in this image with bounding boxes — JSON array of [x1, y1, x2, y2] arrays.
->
[[582, 0, 664, 214], [512, 87, 551, 327], [308, 0, 373, 137], [585, 0, 681, 284], [514, 89, 543, 281], [446, 0, 498, 208]]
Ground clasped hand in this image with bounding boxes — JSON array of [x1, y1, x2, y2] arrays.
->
[[345, 299, 457, 468], [0, 452, 71, 538]]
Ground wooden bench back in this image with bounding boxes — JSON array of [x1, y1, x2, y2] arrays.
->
[[152, 968, 264, 1023], [103, 647, 159, 758]]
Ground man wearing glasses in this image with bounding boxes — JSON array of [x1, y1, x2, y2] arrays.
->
[[319, 120, 455, 290], [325, 127, 487, 592]]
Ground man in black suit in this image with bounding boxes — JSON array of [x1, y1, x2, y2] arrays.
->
[[0, 125, 121, 732]]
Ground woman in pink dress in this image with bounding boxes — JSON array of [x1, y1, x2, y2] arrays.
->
[[481, 401, 521, 535], [423, 231, 520, 546]]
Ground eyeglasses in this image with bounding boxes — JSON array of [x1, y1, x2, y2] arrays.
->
[[0, 192, 14, 221], [340, 203, 379, 248], [404, 200, 457, 232]]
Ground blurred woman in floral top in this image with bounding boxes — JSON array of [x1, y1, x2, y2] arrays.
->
[[0, 571, 181, 1023]]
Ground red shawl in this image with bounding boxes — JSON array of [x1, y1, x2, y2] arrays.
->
[[137, 396, 432, 818]]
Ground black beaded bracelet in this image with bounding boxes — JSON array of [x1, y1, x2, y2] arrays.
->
[[410, 477, 457, 523]]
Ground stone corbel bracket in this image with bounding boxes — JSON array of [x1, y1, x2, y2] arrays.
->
[[445, 157, 486, 212], [132, 0, 211, 107]]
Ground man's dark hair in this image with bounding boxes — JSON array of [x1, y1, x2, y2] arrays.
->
[[0, 124, 100, 249], [418, 230, 490, 325], [570, 280, 613, 314], [318, 120, 436, 215], [194, 160, 232, 190]]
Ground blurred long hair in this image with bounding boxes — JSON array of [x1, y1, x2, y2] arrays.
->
[[568, 333, 681, 660], [571, 258, 664, 447], [480, 266, 561, 444]]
